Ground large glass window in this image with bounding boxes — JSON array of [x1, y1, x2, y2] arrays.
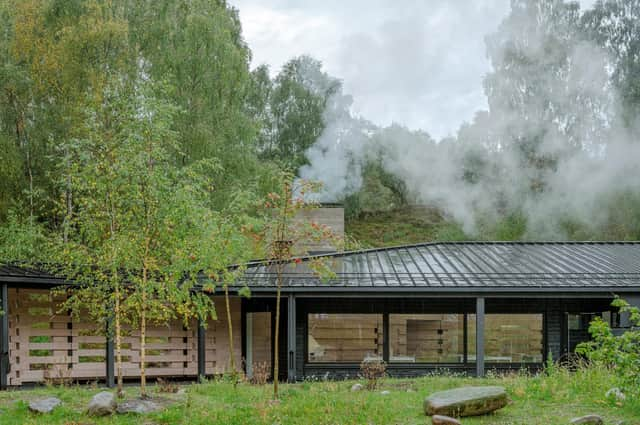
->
[[389, 314, 464, 363], [468, 314, 543, 363], [307, 314, 383, 363]]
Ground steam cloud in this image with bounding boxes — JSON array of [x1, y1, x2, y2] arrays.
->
[[299, 2, 640, 238]]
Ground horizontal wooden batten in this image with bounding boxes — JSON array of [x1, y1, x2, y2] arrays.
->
[[5, 288, 243, 386]]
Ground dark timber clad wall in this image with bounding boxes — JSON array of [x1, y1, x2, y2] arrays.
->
[[295, 304, 305, 379], [546, 301, 564, 362], [295, 297, 614, 379]]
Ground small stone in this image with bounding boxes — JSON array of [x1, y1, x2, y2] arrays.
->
[[424, 386, 507, 417], [87, 391, 116, 417], [28, 397, 61, 414], [605, 387, 626, 402], [570, 415, 604, 425], [351, 383, 363, 392], [380, 390, 390, 395], [116, 399, 162, 415], [176, 388, 186, 396], [432, 415, 462, 425]]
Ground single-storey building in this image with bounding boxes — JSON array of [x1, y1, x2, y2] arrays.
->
[[1, 207, 640, 388]]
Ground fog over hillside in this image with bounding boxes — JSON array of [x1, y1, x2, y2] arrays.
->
[[294, 1, 640, 238]]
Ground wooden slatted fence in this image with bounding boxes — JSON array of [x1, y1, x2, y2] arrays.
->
[[6, 288, 241, 386]]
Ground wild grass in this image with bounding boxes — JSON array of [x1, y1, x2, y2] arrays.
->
[[0, 365, 637, 424], [346, 207, 468, 247]]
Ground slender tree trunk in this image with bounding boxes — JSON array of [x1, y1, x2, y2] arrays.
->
[[140, 265, 148, 399], [108, 196, 124, 397], [224, 285, 236, 378], [63, 164, 72, 243], [272, 182, 291, 400], [273, 273, 281, 399], [114, 282, 124, 398], [140, 291, 147, 399], [27, 146, 34, 224], [14, 107, 34, 224]]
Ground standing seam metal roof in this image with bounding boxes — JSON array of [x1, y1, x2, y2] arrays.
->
[[238, 242, 640, 291]]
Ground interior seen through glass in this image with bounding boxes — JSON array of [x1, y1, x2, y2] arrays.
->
[[246, 312, 272, 378], [468, 314, 543, 363], [307, 313, 543, 364], [307, 314, 383, 362]]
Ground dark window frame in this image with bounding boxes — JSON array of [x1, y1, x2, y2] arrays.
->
[[303, 309, 546, 369]]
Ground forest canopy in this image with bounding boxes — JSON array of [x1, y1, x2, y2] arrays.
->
[[1, 0, 640, 247]]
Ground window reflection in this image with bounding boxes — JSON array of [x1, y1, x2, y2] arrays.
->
[[468, 314, 543, 363]]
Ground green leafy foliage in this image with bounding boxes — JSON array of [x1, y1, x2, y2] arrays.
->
[[576, 298, 640, 397], [249, 56, 338, 171]]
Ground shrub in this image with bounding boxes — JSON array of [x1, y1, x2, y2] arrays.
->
[[360, 359, 386, 390], [249, 362, 271, 385], [576, 298, 640, 396], [157, 377, 180, 393]]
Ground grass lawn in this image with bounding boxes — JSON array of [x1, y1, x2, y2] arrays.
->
[[0, 367, 638, 424]]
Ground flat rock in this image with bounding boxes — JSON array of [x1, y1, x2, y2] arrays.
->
[[570, 415, 604, 425], [424, 386, 507, 417], [87, 391, 116, 416], [116, 399, 162, 415], [29, 397, 61, 414], [351, 383, 363, 392], [432, 414, 462, 425]]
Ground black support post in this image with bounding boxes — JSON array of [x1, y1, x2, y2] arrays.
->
[[382, 313, 389, 362], [475, 297, 485, 378], [463, 313, 468, 364], [105, 317, 115, 388], [287, 294, 296, 382], [1, 283, 8, 389], [197, 322, 206, 380]]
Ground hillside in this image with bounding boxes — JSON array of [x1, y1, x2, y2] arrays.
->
[[345, 206, 469, 248]]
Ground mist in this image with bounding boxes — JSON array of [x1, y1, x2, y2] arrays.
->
[[299, 0, 640, 238]]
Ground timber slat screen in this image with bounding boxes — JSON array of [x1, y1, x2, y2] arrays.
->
[[6, 288, 241, 386], [203, 298, 242, 375]]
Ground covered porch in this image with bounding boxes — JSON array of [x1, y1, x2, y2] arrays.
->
[[241, 293, 623, 382], [238, 242, 640, 381]]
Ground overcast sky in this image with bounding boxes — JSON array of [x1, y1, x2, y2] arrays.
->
[[231, 0, 599, 140]]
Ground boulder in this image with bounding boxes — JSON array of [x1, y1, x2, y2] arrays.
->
[[605, 387, 626, 402], [432, 415, 462, 425], [351, 383, 363, 392], [28, 397, 61, 414], [116, 398, 162, 415], [424, 386, 507, 417], [87, 391, 116, 416], [570, 415, 604, 425]]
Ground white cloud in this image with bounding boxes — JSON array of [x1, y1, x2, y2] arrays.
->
[[231, 0, 603, 139]]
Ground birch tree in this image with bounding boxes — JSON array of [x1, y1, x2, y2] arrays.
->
[[259, 172, 339, 399]]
